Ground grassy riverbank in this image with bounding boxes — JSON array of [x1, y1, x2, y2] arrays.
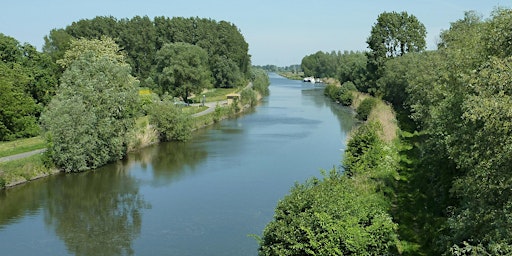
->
[[0, 83, 267, 189]]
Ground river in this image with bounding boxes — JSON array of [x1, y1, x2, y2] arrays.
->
[[0, 73, 356, 255]]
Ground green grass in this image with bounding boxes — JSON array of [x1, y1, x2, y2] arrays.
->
[[278, 71, 304, 80], [183, 105, 208, 115], [190, 88, 239, 103], [0, 154, 57, 188], [0, 137, 46, 158]]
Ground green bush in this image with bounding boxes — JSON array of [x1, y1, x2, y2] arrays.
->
[[356, 97, 377, 121], [324, 82, 355, 106], [240, 87, 257, 107], [147, 98, 192, 142], [259, 170, 398, 255]]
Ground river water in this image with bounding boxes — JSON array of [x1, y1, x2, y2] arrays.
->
[[0, 73, 356, 255]]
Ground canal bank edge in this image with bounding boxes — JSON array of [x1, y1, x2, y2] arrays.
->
[[0, 85, 266, 190]]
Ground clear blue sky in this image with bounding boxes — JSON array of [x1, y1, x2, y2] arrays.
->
[[0, 0, 508, 66]]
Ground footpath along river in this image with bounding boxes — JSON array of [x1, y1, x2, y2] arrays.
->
[[0, 73, 356, 255]]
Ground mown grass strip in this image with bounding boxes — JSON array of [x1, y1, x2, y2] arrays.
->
[[0, 137, 46, 158]]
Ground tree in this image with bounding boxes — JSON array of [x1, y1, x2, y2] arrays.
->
[[41, 38, 139, 172], [154, 42, 211, 101], [147, 96, 192, 142], [0, 62, 40, 140], [56, 36, 126, 69], [211, 55, 243, 88], [366, 11, 426, 92]]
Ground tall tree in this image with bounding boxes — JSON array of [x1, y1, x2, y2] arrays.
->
[[154, 42, 211, 101], [41, 38, 139, 172], [366, 11, 426, 93]]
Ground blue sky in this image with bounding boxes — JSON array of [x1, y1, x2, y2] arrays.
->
[[0, 0, 508, 66]]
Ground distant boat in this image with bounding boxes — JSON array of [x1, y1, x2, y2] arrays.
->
[[303, 76, 316, 83]]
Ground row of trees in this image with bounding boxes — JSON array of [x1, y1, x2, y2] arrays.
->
[[376, 8, 512, 254], [43, 16, 251, 92], [0, 34, 58, 140], [1, 15, 266, 174], [262, 8, 512, 255], [1, 15, 253, 141]]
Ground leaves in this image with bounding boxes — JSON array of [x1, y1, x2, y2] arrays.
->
[[41, 39, 139, 172]]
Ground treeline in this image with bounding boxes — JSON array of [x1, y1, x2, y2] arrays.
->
[[260, 8, 512, 255], [0, 16, 270, 175], [254, 64, 302, 73], [0, 34, 59, 140], [44, 16, 251, 90]]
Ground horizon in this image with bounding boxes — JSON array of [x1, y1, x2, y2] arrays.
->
[[1, 0, 508, 66]]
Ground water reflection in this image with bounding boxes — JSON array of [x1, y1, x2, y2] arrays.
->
[[43, 162, 148, 256], [126, 140, 209, 186]]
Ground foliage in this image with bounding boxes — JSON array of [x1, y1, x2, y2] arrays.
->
[[41, 38, 139, 172], [147, 96, 192, 142], [0, 34, 59, 140], [0, 154, 56, 188], [365, 11, 426, 93], [240, 87, 257, 107], [259, 170, 398, 256], [154, 42, 211, 101], [251, 67, 270, 96], [43, 16, 251, 88], [0, 62, 41, 140], [324, 82, 356, 106], [356, 97, 377, 121], [370, 8, 512, 255], [56, 36, 126, 69], [343, 122, 383, 176], [301, 51, 367, 89]]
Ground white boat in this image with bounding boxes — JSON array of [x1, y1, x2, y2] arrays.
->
[[303, 76, 316, 83]]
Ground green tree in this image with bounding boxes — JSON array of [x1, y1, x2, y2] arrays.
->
[[41, 38, 138, 172], [56, 36, 126, 69], [0, 62, 40, 140], [366, 11, 426, 93], [154, 42, 211, 101], [147, 96, 192, 142], [211, 55, 243, 88]]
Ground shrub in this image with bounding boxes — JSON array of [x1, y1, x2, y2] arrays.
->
[[356, 97, 377, 121], [259, 170, 398, 255], [147, 98, 192, 142]]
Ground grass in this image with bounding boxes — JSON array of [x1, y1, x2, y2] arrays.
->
[[0, 136, 46, 158], [350, 91, 398, 143], [0, 154, 58, 188], [369, 100, 398, 142], [278, 71, 304, 80], [189, 87, 238, 103]]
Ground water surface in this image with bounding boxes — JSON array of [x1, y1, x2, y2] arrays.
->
[[0, 73, 356, 255]]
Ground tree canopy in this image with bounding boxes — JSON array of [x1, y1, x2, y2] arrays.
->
[[41, 37, 139, 172], [154, 42, 211, 101], [43, 16, 250, 93]]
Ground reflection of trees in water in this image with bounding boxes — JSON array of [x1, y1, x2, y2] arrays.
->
[[126, 141, 208, 186], [0, 176, 55, 227], [44, 162, 149, 256], [301, 87, 356, 132]]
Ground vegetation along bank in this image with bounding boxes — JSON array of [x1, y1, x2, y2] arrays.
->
[[0, 16, 270, 189], [258, 8, 512, 255]]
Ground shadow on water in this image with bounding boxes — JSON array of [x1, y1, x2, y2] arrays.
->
[[0, 162, 149, 256]]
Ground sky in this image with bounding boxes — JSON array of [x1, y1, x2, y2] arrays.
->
[[0, 0, 509, 66]]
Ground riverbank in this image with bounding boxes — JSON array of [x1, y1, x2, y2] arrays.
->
[[258, 78, 403, 254], [0, 82, 267, 189]]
